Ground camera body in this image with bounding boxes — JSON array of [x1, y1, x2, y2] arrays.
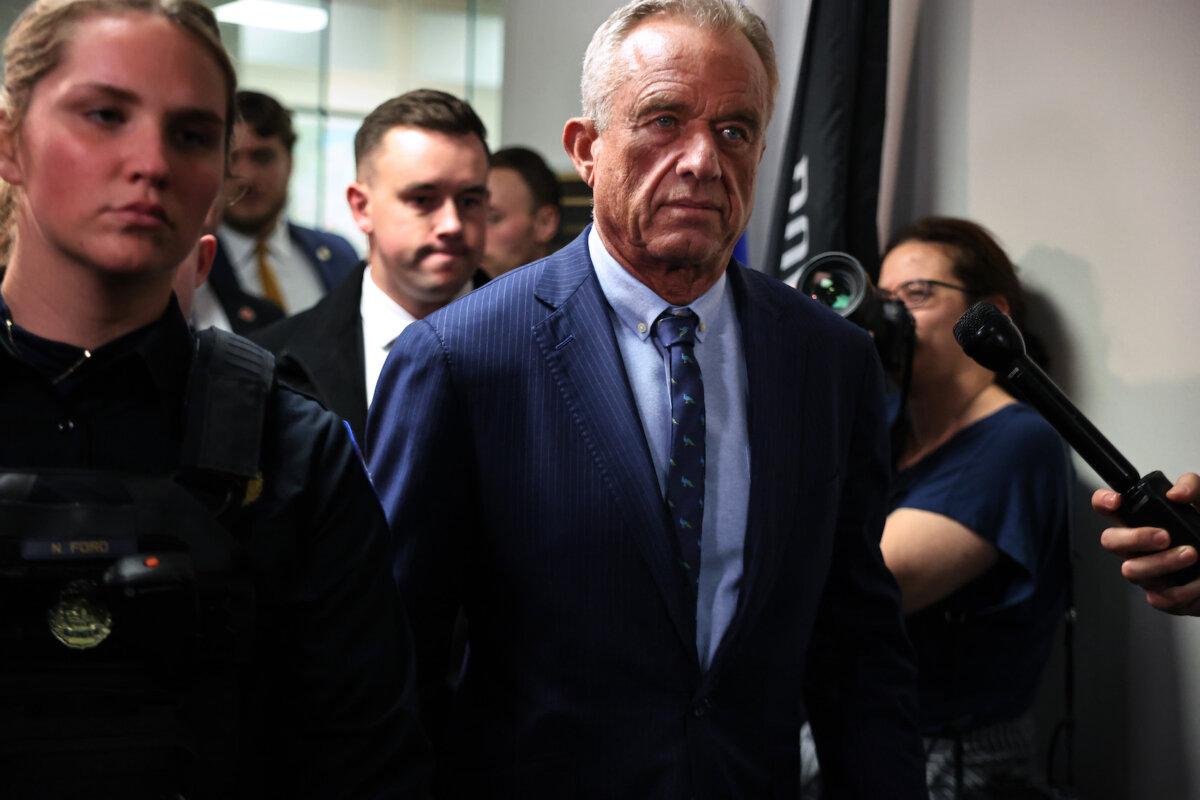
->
[[795, 251, 915, 375]]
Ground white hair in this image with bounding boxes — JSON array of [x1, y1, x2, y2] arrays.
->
[[580, 0, 779, 131]]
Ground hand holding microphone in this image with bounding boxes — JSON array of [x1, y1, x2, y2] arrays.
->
[[1093, 475, 1200, 615], [953, 302, 1200, 605]]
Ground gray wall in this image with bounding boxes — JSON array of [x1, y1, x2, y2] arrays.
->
[[498, 0, 613, 172], [0, 2, 21, 41]]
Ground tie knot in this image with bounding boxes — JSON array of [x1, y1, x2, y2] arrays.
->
[[654, 307, 699, 349]]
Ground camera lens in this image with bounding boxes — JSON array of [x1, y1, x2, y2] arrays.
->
[[802, 270, 857, 313], [795, 252, 868, 316]]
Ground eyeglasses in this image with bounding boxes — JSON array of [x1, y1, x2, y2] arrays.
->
[[878, 279, 971, 309]]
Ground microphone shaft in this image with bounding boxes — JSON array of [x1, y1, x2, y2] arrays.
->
[[1006, 357, 1140, 492]]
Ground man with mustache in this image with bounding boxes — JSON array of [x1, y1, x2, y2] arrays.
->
[[366, 1, 923, 796], [255, 90, 488, 443]]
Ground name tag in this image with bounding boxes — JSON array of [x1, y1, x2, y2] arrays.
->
[[21, 537, 137, 560]]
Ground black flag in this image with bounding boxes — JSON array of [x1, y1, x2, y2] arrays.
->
[[765, 0, 889, 285]]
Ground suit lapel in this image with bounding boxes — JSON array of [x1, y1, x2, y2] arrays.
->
[[705, 266, 808, 684], [289, 269, 368, 439], [531, 235, 698, 661]]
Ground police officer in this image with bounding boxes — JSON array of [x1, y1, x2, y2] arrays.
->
[[0, 2, 428, 797]]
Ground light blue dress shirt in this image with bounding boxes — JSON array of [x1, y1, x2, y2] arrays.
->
[[589, 227, 750, 670]]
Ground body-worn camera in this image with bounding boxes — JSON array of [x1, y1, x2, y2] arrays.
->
[[795, 251, 915, 376]]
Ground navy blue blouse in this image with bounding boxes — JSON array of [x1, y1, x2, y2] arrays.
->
[[892, 403, 1071, 733]]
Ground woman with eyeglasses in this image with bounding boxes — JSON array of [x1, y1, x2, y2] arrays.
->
[[876, 217, 1071, 798]]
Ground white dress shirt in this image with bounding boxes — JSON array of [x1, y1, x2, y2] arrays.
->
[[360, 267, 417, 409]]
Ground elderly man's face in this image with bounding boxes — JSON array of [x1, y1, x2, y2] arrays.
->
[[585, 17, 769, 287]]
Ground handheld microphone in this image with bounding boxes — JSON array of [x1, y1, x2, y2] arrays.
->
[[954, 301, 1200, 585]]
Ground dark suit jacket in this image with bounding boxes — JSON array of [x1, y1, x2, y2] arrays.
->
[[252, 265, 368, 444], [208, 222, 359, 335], [366, 231, 924, 799]]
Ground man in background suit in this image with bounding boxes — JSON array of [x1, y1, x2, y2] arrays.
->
[[200, 90, 358, 333], [366, 1, 924, 796], [478, 145, 562, 284], [254, 90, 488, 443]]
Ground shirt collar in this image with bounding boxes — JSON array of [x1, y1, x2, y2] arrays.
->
[[360, 266, 417, 354], [219, 215, 288, 266], [0, 287, 192, 407], [588, 225, 725, 344]]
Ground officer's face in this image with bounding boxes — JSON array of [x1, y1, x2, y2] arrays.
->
[[573, 18, 768, 290], [224, 122, 292, 237], [0, 12, 227, 284], [349, 127, 488, 312]]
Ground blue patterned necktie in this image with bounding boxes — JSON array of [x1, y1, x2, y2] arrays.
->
[[654, 307, 705, 590]]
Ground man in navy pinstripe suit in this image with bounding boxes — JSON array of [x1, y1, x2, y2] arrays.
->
[[367, 1, 925, 797]]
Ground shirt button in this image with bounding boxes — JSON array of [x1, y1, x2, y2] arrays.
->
[[637, 322, 648, 334], [57, 419, 76, 432]]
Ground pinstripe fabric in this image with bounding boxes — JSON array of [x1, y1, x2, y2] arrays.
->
[[366, 229, 924, 799]]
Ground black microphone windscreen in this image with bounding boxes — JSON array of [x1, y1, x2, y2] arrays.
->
[[953, 301, 1001, 346], [954, 301, 1026, 372]]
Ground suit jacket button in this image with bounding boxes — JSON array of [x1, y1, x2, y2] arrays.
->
[[692, 698, 711, 717]]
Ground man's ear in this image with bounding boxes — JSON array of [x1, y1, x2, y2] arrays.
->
[[532, 204, 561, 246], [347, 181, 373, 235], [563, 117, 599, 188], [0, 111, 23, 186], [194, 234, 217, 287]]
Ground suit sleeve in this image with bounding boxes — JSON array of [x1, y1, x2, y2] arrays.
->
[[252, 390, 432, 798], [366, 319, 476, 746], [803, 335, 927, 798]]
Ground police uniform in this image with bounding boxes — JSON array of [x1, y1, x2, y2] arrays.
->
[[0, 293, 429, 798]]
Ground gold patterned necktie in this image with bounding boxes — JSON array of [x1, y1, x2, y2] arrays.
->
[[255, 237, 287, 311]]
